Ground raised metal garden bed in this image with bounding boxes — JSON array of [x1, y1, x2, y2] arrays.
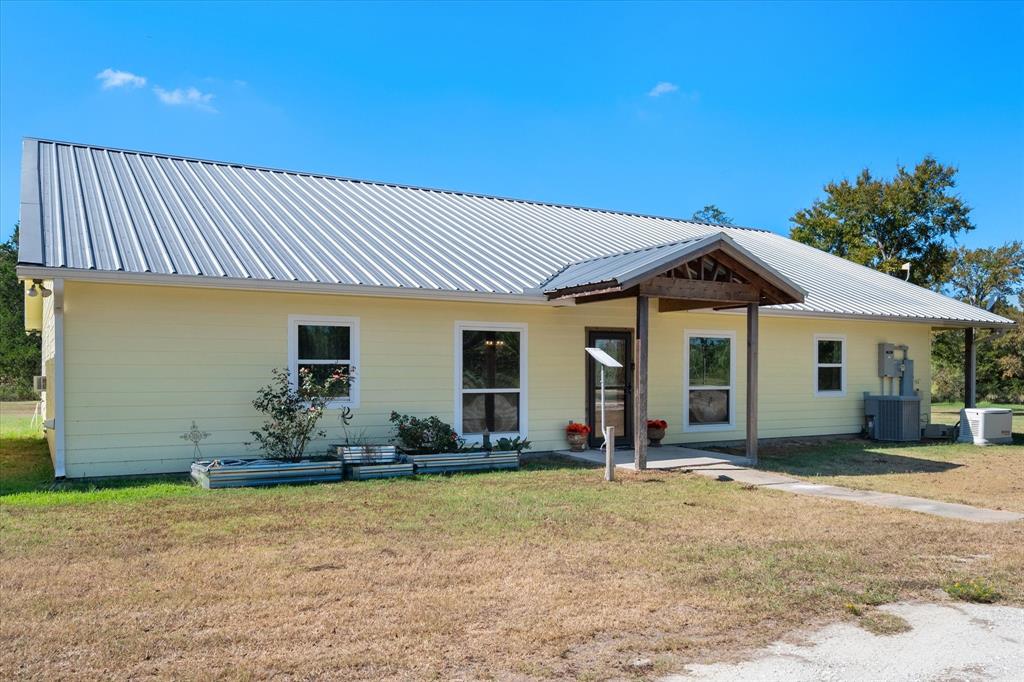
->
[[190, 458, 343, 489], [333, 445, 415, 480], [347, 461, 415, 480], [407, 450, 520, 475]]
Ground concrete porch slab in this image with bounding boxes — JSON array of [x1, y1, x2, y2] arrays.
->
[[557, 445, 751, 471]]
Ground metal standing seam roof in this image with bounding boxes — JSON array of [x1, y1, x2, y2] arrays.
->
[[17, 138, 1013, 327]]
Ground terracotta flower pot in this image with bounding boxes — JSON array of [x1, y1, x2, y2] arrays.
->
[[566, 432, 588, 452], [648, 427, 666, 447]]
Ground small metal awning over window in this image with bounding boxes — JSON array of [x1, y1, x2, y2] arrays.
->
[[541, 232, 806, 308]]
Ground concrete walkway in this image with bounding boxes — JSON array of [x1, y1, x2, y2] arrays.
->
[[667, 601, 1024, 681], [561, 445, 1024, 524]]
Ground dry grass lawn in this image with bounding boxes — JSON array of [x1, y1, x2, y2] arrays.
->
[[2, 407, 1023, 680], [749, 405, 1024, 513]]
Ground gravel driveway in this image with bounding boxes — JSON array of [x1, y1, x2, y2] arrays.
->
[[669, 601, 1024, 681]]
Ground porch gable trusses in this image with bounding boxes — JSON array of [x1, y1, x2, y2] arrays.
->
[[541, 232, 806, 308]]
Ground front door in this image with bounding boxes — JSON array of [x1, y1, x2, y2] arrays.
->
[[586, 330, 633, 448]]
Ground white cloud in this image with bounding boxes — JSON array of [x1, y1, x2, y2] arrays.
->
[[647, 81, 679, 97], [153, 86, 216, 112], [97, 68, 147, 89]]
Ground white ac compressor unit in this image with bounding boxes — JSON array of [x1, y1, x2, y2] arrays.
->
[[958, 408, 1013, 446]]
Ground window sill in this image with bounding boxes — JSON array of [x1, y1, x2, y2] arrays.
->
[[813, 391, 847, 398], [683, 422, 736, 433]]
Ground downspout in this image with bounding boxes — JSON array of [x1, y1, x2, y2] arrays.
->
[[52, 278, 66, 479]]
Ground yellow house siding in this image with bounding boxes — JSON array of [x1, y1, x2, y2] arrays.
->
[[60, 282, 933, 478]]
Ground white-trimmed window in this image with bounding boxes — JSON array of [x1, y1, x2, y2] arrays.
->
[[455, 322, 527, 438], [684, 330, 736, 431], [814, 334, 846, 396], [288, 315, 360, 407]]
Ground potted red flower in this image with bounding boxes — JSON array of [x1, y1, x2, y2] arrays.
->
[[647, 419, 668, 447], [565, 422, 591, 452]]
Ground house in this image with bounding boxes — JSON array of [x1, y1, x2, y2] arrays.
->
[[16, 138, 1013, 479]]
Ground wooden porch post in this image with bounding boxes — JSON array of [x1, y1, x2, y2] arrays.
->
[[964, 327, 976, 409], [746, 301, 758, 464], [634, 295, 649, 470]]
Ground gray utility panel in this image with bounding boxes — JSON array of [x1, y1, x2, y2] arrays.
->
[[864, 343, 920, 442]]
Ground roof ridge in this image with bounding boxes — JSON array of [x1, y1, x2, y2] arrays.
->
[[23, 136, 772, 233]]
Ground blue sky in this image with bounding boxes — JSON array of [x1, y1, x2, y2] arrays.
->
[[1, 1, 1022, 246]]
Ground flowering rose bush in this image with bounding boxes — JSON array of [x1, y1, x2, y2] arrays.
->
[[247, 367, 351, 461], [566, 422, 591, 435], [647, 419, 668, 430]]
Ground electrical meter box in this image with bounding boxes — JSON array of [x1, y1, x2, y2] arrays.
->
[[878, 343, 900, 378]]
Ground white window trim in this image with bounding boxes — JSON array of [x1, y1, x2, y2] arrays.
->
[[288, 314, 360, 408], [813, 334, 847, 397], [683, 329, 737, 433], [454, 321, 528, 441]]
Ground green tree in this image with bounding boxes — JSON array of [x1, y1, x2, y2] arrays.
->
[[0, 226, 42, 399], [690, 205, 733, 225], [946, 241, 1024, 310], [991, 293, 1024, 397], [790, 157, 974, 288], [931, 243, 1024, 404]]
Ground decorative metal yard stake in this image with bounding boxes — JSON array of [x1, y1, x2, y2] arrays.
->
[[180, 421, 211, 462]]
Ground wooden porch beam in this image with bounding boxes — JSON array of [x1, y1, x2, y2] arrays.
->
[[658, 298, 749, 313], [634, 295, 649, 470], [639, 276, 760, 302], [746, 301, 759, 464]]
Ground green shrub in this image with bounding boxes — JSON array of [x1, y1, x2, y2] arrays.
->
[[943, 577, 1000, 603], [389, 412, 463, 454]]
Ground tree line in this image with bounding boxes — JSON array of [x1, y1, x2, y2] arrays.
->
[[0, 227, 41, 399]]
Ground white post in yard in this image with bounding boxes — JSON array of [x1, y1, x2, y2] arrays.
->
[[604, 426, 615, 481]]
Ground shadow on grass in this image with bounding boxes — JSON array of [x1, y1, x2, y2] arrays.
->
[[1, 435, 56, 495], [0, 434, 194, 499], [751, 440, 963, 478], [521, 454, 600, 471]]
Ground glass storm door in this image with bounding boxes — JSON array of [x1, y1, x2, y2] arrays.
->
[[586, 330, 632, 448]]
